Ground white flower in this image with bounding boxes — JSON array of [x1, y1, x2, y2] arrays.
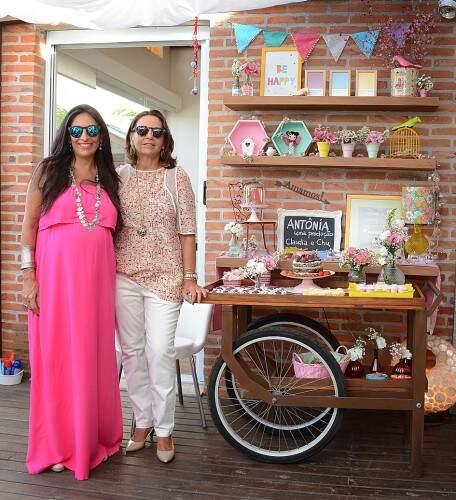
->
[[392, 218, 405, 230], [378, 246, 388, 256], [376, 337, 387, 350], [224, 222, 242, 235], [348, 346, 364, 361], [401, 347, 412, 360], [377, 257, 386, 266], [380, 230, 390, 241]]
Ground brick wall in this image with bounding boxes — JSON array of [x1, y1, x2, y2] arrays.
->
[[1, 22, 45, 365], [204, 1, 456, 373]]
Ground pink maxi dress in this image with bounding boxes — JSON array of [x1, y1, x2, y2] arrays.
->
[[26, 183, 123, 481]]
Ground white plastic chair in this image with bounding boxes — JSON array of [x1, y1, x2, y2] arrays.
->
[[175, 301, 214, 429]]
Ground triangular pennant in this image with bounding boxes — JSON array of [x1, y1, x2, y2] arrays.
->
[[387, 22, 411, 48], [263, 30, 289, 47], [323, 34, 350, 62], [351, 30, 379, 57], [233, 23, 262, 53], [291, 33, 320, 61]]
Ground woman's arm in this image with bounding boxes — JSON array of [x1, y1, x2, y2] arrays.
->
[[20, 169, 43, 315], [179, 234, 207, 304]]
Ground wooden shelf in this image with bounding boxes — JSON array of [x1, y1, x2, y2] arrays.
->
[[223, 96, 440, 112], [216, 257, 440, 278], [221, 155, 436, 172]]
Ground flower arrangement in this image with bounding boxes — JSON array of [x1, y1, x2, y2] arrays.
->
[[232, 58, 242, 89], [362, 128, 389, 144], [337, 128, 360, 144], [243, 258, 268, 279], [339, 247, 373, 271], [365, 327, 387, 350], [256, 254, 277, 272], [389, 342, 412, 361], [347, 337, 366, 361], [224, 221, 243, 235], [222, 268, 244, 281], [240, 60, 259, 87], [312, 125, 337, 144], [416, 74, 433, 91], [372, 208, 408, 265]]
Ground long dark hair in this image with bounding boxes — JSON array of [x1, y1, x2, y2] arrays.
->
[[37, 104, 123, 233], [125, 109, 177, 169]]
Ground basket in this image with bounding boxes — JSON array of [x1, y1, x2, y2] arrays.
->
[[292, 346, 349, 379], [0, 370, 23, 386]]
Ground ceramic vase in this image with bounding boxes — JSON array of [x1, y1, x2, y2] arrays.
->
[[419, 89, 428, 97], [317, 141, 330, 157], [345, 360, 364, 378], [392, 358, 412, 378], [341, 142, 355, 158], [366, 143, 380, 158]]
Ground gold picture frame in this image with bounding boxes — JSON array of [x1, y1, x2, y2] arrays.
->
[[304, 69, 327, 96], [355, 69, 377, 96], [344, 194, 402, 249], [260, 48, 302, 96], [329, 70, 351, 96]]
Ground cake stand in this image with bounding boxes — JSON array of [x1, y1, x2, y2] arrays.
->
[[280, 270, 335, 293]]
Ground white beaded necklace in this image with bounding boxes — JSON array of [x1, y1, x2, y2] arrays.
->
[[70, 165, 101, 231]]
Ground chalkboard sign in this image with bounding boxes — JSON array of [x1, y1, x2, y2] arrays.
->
[[277, 209, 342, 251]]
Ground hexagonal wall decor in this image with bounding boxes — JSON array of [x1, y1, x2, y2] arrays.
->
[[271, 119, 312, 156], [227, 119, 269, 156]]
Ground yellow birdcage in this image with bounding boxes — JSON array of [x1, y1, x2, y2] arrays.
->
[[389, 127, 420, 158]]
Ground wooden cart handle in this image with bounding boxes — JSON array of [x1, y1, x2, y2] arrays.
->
[[426, 279, 443, 317]]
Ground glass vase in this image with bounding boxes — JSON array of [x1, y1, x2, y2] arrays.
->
[[347, 267, 366, 284], [228, 233, 241, 256], [254, 274, 262, 289], [345, 360, 364, 378], [241, 75, 253, 96], [232, 76, 242, 96], [392, 358, 412, 379], [383, 262, 405, 285], [369, 348, 383, 373]]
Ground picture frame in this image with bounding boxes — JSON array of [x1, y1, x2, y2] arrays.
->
[[329, 70, 351, 96], [304, 70, 326, 96], [355, 69, 377, 96], [277, 208, 342, 252], [260, 48, 302, 97], [344, 194, 402, 249]]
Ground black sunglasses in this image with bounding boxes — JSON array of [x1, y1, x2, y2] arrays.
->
[[135, 125, 167, 138], [68, 125, 100, 138]]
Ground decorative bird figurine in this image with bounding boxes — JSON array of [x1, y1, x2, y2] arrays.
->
[[391, 116, 422, 131], [392, 55, 422, 69]]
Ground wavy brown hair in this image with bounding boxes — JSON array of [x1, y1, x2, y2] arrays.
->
[[126, 109, 176, 169], [37, 104, 123, 233]]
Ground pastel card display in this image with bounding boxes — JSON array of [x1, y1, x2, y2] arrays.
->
[[329, 70, 351, 96], [402, 187, 435, 224], [260, 48, 302, 96], [304, 70, 326, 96], [356, 69, 377, 96]]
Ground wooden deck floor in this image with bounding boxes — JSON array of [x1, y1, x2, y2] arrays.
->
[[1, 382, 455, 499]]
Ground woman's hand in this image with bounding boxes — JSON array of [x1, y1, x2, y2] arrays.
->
[[22, 269, 39, 315], [182, 279, 208, 304]]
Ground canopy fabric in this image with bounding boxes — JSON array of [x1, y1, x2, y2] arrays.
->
[[0, 0, 306, 29]]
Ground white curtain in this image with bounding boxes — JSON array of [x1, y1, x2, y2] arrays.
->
[[0, 0, 306, 29]]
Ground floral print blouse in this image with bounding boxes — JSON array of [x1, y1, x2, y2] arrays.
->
[[116, 164, 196, 303]]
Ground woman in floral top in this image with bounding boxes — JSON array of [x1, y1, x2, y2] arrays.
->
[[116, 110, 207, 463]]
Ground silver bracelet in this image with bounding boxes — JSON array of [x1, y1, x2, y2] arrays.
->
[[20, 245, 35, 270]]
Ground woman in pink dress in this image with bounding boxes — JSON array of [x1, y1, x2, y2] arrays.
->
[[20, 104, 123, 480]]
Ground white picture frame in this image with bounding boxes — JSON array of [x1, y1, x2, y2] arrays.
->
[[260, 48, 302, 97], [304, 69, 327, 96], [277, 209, 342, 252], [355, 69, 377, 97], [329, 70, 351, 96]]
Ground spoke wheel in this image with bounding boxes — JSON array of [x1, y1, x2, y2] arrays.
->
[[208, 328, 345, 463]]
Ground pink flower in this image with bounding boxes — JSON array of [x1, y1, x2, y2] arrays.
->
[[240, 62, 259, 75], [364, 130, 387, 144], [386, 233, 403, 246]]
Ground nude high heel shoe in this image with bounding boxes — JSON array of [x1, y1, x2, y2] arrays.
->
[[50, 463, 65, 472], [125, 428, 153, 453], [156, 437, 175, 463]]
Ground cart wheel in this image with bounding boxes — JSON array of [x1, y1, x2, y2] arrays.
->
[[247, 313, 339, 351], [208, 328, 345, 463]]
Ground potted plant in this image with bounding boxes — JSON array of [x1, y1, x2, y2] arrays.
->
[[359, 126, 389, 158], [239, 60, 259, 96], [372, 208, 408, 285], [365, 327, 387, 374], [312, 125, 337, 157], [222, 268, 244, 287], [231, 58, 242, 96], [224, 221, 243, 256], [339, 247, 373, 283], [389, 342, 412, 379], [345, 337, 366, 378], [337, 128, 359, 158], [416, 74, 433, 97]]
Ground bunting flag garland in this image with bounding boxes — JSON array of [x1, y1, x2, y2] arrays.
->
[[387, 22, 411, 48], [291, 33, 320, 61], [263, 30, 289, 47], [322, 33, 350, 62], [233, 23, 262, 53], [351, 30, 379, 57]]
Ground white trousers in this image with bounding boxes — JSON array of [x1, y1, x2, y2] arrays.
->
[[116, 274, 181, 436]]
